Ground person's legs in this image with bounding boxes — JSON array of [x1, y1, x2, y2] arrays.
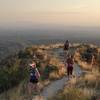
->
[[33, 83, 37, 90], [32, 79, 40, 94], [28, 83, 38, 96], [27, 82, 33, 96], [67, 67, 70, 79], [35, 83, 40, 93], [71, 67, 73, 75], [69, 67, 73, 78]]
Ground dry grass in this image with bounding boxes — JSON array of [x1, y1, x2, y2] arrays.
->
[[50, 68, 100, 100], [49, 71, 60, 80], [49, 87, 91, 100]]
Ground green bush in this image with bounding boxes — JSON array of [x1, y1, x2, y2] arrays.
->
[[0, 59, 28, 93]]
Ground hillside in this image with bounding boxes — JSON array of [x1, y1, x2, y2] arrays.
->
[[0, 44, 65, 96], [50, 44, 100, 100], [0, 43, 100, 100]]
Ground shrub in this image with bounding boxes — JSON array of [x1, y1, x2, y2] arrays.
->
[[50, 88, 91, 100]]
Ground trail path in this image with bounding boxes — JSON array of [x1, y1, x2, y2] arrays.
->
[[33, 48, 84, 100]]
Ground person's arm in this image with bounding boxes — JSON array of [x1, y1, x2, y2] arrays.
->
[[65, 59, 68, 67], [35, 68, 40, 79]]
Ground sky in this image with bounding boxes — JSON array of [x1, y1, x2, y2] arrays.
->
[[0, 0, 100, 28]]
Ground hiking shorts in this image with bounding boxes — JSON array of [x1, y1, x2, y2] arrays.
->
[[30, 77, 38, 84], [67, 67, 73, 76]]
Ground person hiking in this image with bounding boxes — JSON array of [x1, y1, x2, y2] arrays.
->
[[66, 54, 74, 79], [64, 40, 69, 57], [28, 61, 40, 96]]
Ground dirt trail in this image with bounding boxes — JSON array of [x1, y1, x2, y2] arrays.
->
[[33, 48, 84, 100]]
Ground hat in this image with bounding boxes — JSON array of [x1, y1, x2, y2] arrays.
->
[[29, 63, 36, 68]]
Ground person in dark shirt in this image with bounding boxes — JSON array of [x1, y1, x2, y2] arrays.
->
[[27, 61, 40, 96], [66, 55, 74, 79], [64, 40, 69, 57]]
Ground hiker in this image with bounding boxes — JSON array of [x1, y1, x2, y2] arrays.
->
[[28, 61, 40, 96], [64, 40, 69, 57], [66, 55, 74, 79]]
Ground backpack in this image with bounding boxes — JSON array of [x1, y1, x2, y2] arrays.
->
[[30, 68, 37, 80], [30, 67, 40, 80]]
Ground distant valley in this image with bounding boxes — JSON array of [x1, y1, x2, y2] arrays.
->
[[0, 28, 100, 60]]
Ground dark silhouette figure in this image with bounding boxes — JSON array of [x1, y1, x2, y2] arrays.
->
[[66, 55, 74, 79], [64, 40, 69, 57]]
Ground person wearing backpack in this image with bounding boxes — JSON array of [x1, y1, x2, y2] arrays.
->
[[64, 40, 69, 57], [27, 61, 40, 96]]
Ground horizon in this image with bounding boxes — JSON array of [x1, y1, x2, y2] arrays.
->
[[0, 26, 100, 45]]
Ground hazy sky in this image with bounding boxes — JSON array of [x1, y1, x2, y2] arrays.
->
[[0, 0, 100, 28]]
